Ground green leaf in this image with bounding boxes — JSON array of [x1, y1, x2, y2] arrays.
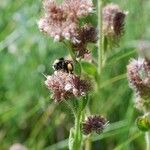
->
[[74, 61, 81, 76], [103, 36, 108, 52], [68, 128, 75, 150], [81, 61, 97, 76], [80, 95, 89, 111]]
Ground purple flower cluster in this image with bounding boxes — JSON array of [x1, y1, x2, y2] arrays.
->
[[82, 115, 108, 135]]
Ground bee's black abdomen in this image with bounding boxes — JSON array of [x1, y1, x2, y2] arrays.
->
[[53, 62, 62, 70]]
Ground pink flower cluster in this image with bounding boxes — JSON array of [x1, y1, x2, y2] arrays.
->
[[102, 3, 126, 37], [127, 58, 150, 109], [45, 71, 90, 102], [38, 0, 93, 42]]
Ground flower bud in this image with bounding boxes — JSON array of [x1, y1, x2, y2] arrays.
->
[[136, 113, 150, 132]]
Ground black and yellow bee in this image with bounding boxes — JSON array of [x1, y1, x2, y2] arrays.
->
[[52, 57, 73, 73]]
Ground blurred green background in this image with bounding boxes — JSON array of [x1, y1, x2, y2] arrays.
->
[[0, 0, 150, 149]]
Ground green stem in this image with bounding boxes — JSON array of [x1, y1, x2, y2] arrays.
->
[[97, 0, 103, 74], [145, 132, 150, 150], [73, 110, 82, 150], [85, 135, 92, 150], [144, 107, 150, 150]]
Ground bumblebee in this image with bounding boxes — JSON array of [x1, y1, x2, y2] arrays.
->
[[52, 57, 73, 73]]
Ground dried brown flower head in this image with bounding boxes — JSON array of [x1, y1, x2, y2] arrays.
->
[[73, 24, 97, 57], [127, 58, 150, 102], [102, 3, 126, 47], [82, 115, 108, 135], [78, 24, 97, 43], [45, 71, 91, 102], [38, 0, 93, 42]]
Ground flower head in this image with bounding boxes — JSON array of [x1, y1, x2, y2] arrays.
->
[[45, 71, 91, 102], [38, 0, 77, 41], [38, 0, 93, 42], [127, 58, 150, 103], [102, 4, 126, 36], [78, 24, 97, 43], [82, 115, 108, 135], [102, 3, 126, 47]]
